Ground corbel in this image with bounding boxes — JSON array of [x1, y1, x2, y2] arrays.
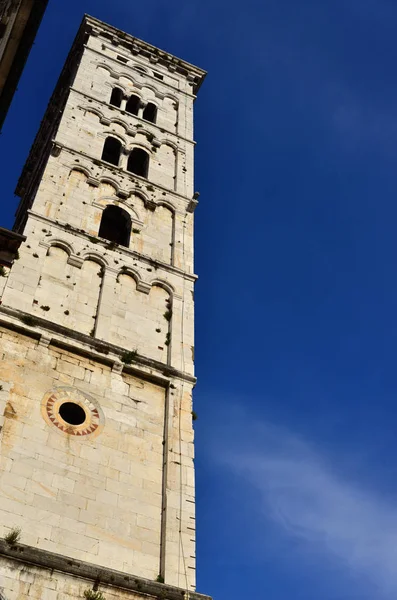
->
[[51, 142, 62, 158], [87, 176, 100, 187], [112, 361, 124, 374], [117, 189, 130, 200], [136, 281, 151, 295], [67, 255, 84, 268], [38, 334, 52, 348], [186, 198, 198, 213]]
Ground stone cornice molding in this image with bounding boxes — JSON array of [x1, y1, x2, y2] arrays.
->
[[0, 540, 210, 600], [0, 307, 197, 385], [83, 15, 206, 94]]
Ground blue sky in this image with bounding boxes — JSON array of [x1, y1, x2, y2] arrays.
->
[[2, 0, 397, 598]]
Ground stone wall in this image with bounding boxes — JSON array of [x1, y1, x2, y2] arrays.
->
[[0, 14, 205, 593], [0, 324, 196, 585]]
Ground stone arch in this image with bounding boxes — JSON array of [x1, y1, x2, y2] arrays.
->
[[130, 132, 154, 153], [132, 127, 156, 144], [110, 86, 124, 107], [125, 93, 142, 116], [46, 239, 74, 257], [158, 139, 178, 152], [98, 205, 132, 247], [149, 278, 175, 295], [80, 251, 109, 267], [97, 178, 120, 196], [117, 267, 141, 286], [107, 119, 129, 134], [101, 136, 122, 166], [118, 73, 137, 88], [127, 147, 150, 178], [102, 130, 127, 147], [96, 197, 141, 223], [81, 106, 102, 121], [143, 102, 158, 124], [69, 166, 90, 180], [132, 63, 149, 74], [96, 63, 113, 76]]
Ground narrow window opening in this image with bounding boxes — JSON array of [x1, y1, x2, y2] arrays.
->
[[101, 137, 122, 166], [117, 55, 128, 64], [59, 403, 86, 426], [125, 95, 140, 116], [98, 205, 132, 247], [143, 103, 157, 124], [110, 87, 123, 108], [134, 65, 146, 74], [127, 148, 149, 178], [153, 72, 163, 81]]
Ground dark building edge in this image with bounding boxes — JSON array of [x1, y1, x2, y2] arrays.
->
[[0, 0, 48, 131]]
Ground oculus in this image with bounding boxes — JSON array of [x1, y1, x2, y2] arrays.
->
[[41, 387, 104, 437]]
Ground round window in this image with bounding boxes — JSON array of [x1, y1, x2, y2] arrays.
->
[[42, 387, 104, 437], [59, 402, 87, 425]]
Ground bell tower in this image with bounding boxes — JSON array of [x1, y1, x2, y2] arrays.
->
[[0, 15, 209, 600]]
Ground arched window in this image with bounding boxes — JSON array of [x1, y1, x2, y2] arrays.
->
[[125, 94, 140, 116], [101, 137, 122, 166], [127, 148, 149, 178], [110, 87, 123, 107], [143, 103, 157, 124], [98, 206, 131, 247]]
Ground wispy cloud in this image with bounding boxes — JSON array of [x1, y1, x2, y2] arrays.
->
[[216, 412, 397, 597]]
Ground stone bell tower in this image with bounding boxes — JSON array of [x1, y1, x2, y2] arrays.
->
[[0, 15, 209, 600]]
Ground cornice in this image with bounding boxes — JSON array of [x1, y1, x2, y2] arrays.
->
[[83, 14, 207, 94], [0, 540, 211, 600], [0, 307, 197, 386], [84, 44, 198, 101]]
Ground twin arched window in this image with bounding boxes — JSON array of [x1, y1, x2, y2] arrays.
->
[[98, 205, 131, 247], [109, 88, 157, 124], [101, 136, 149, 178]]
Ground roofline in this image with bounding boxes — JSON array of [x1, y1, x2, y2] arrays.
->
[[82, 14, 207, 94]]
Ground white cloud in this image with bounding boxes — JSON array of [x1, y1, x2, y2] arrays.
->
[[217, 415, 397, 597]]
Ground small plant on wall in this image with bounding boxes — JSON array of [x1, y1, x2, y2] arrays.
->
[[4, 527, 21, 546], [121, 349, 138, 364]]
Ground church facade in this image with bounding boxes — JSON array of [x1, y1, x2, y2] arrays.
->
[[0, 15, 209, 600]]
